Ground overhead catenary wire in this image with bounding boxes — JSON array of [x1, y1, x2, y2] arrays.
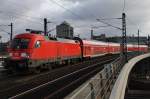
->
[[53, 0, 125, 33], [96, 19, 122, 30], [0, 10, 43, 25], [6, 0, 55, 21], [97, 18, 122, 20], [48, 0, 85, 20], [0, 25, 10, 27], [55, 0, 98, 20], [0, 9, 43, 20], [48, 0, 124, 32], [0, 28, 10, 35], [1, 0, 59, 27], [13, 17, 43, 25], [0, 0, 142, 39]]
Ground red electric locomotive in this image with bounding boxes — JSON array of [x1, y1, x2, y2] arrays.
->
[[4, 32, 148, 73], [4, 33, 81, 73]]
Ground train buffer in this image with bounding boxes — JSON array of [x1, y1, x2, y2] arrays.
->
[[65, 53, 150, 99]]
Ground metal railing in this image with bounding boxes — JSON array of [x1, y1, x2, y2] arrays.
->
[[66, 57, 122, 99], [65, 52, 144, 99]]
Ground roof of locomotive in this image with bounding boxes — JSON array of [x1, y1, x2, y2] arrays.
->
[[14, 33, 79, 44], [15, 33, 45, 40]]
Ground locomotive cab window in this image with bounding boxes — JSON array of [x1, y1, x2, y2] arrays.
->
[[35, 41, 41, 48], [11, 38, 30, 49]]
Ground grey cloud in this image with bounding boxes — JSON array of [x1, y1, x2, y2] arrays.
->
[[0, 0, 150, 42], [62, 0, 89, 3], [62, 0, 150, 37]]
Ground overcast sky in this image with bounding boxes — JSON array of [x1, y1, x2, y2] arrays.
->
[[0, 0, 150, 41]]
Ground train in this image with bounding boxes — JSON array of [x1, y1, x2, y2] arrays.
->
[[3, 32, 148, 73]]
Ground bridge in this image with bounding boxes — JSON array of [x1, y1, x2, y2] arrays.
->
[[64, 52, 150, 99], [0, 52, 149, 99]]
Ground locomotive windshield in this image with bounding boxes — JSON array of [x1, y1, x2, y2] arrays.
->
[[11, 38, 30, 49]]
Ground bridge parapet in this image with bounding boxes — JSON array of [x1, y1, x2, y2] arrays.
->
[[65, 57, 123, 99], [109, 53, 150, 99], [65, 52, 147, 99]]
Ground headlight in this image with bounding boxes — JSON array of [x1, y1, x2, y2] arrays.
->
[[21, 53, 29, 58], [9, 53, 12, 57]]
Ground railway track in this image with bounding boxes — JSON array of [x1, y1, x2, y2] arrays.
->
[[0, 54, 113, 83], [0, 54, 118, 99], [0, 65, 17, 81], [0, 71, 15, 81]]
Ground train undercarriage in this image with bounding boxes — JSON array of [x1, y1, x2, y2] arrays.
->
[[3, 57, 82, 74]]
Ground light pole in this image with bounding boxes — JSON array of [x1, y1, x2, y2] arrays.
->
[[138, 29, 140, 54], [148, 35, 150, 52], [0, 36, 2, 52], [96, 14, 127, 63], [44, 18, 52, 36], [8, 23, 13, 41], [122, 13, 127, 63], [91, 28, 93, 40]]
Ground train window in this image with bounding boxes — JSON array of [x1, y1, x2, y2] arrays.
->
[[35, 41, 41, 48], [11, 38, 30, 49]]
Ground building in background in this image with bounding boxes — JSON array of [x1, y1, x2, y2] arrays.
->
[[105, 36, 147, 44], [56, 21, 74, 39], [92, 33, 147, 45], [92, 34, 106, 41]]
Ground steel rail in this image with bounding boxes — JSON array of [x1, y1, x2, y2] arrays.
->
[[9, 57, 117, 99]]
